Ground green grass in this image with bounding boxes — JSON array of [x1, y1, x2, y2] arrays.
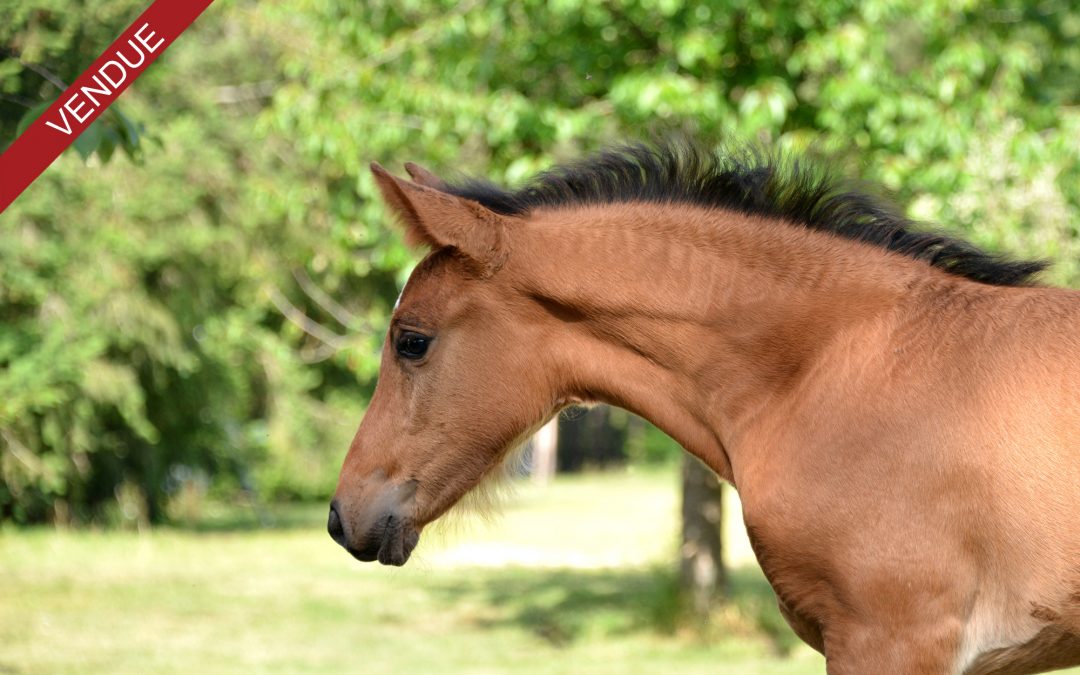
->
[[0, 469, 824, 674]]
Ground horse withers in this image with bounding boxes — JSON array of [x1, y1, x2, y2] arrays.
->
[[328, 142, 1080, 674]]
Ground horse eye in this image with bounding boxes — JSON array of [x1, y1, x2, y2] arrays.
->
[[395, 331, 430, 360]]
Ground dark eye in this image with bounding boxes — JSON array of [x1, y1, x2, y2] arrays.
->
[[395, 331, 431, 360]]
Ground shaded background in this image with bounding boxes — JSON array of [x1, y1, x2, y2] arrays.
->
[[2, 1, 1079, 672]]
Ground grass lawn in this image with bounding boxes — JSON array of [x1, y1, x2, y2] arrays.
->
[[5, 466, 1028, 675]]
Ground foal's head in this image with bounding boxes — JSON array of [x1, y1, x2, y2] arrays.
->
[[328, 163, 563, 565]]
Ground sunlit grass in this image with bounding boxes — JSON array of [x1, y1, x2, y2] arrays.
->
[[0, 469, 826, 674]]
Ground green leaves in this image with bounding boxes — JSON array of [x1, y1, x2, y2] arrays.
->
[[13, 101, 145, 162], [738, 78, 796, 133], [13, 99, 52, 138], [71, 117, 103, 160]]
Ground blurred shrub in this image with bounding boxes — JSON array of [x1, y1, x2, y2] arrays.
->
[[1, 0, 148, 162]]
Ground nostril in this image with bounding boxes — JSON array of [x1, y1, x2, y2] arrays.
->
[[327, 501, 346, 546]]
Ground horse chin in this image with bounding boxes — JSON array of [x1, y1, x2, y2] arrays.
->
[[376, 523, 420, 567], [342, 516, 420, 566]]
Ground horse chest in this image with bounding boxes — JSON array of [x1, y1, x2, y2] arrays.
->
[[741, 490, 1080, 674]]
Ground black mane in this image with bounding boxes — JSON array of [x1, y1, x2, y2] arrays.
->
[[443, 141, 1046, 287]]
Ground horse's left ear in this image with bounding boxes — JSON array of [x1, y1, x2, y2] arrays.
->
[[370, 162, 509, 277]]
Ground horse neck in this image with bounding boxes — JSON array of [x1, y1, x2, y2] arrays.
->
[[512, 202, 938, 483]]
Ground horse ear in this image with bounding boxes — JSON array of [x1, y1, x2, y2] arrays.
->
[[370, 162, 509, 276], [403, 162, 448, 191]]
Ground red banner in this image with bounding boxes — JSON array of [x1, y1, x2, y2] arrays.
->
[[0, 0, 217, 214]]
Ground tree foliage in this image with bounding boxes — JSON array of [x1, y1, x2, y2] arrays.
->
[[1, 0, 1077, 523], [1, 1, 149, 162]]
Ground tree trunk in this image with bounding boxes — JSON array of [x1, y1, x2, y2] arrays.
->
[[530, 417, 559, 485], [680, 454, 726, 616], [556, 405, 627, 472]]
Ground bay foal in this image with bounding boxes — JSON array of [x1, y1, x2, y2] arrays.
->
[[329, 143, 1080, 674]]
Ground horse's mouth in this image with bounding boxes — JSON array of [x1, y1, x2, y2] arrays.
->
[[346, 515, 420, 566]]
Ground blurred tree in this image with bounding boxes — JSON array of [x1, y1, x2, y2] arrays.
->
[[1, 1, 381, 522], [1, 1, 148, 162], [681, 455, 726, 616], [557, 407, 629, 472], [528, 418, 559, 484]]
